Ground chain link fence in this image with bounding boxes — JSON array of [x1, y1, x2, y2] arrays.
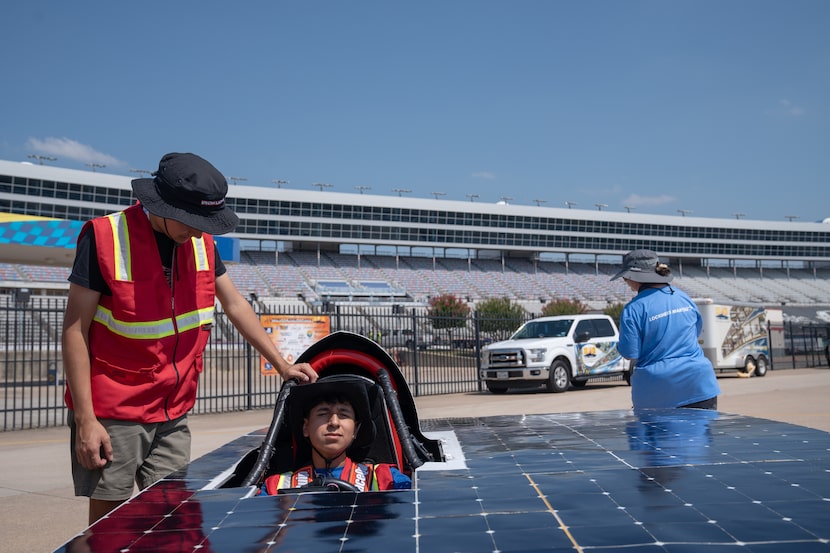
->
[[1, 296, 827, 431]]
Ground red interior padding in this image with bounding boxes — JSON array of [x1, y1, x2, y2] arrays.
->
[[308, 349, 399, 392]]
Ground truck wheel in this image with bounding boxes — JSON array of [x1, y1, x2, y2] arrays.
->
[[754, 355, 768, 377], [739, 356, 756, 378], [623, 370, 632, 386], [546, 360, 570, 393], [486, 383, 508, 394]]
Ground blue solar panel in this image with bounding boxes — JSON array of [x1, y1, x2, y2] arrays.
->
[[54, 409, 830, 552]]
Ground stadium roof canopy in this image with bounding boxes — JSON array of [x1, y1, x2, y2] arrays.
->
[[2, 159, 829, 268]]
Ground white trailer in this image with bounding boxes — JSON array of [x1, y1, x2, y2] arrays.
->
[[695, 299, 780, 376]]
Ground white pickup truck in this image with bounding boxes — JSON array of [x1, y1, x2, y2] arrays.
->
[[479, 314, 630, 394]]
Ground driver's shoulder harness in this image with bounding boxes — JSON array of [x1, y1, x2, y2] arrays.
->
[[263, 458, 396, 493]]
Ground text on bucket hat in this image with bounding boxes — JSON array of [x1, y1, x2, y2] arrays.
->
[[610, 249, 673, 284], [131, 152, 239, 235]]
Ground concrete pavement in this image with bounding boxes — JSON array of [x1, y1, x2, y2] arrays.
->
[[1, 368, 828, 553]]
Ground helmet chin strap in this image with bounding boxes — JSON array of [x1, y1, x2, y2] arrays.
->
[[311, 444, 347, 476], [310, 424, 360, 481]]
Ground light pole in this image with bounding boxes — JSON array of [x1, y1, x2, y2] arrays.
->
[[677, 209, 692, 217], [564, 201, 577, 209], [595, 203, 607, 211], [732, 212, 745, 220], [392, 188, 411, 197], [130, 169, 152, 177], [85, 163, 106, 172], [28, 155, 57, 165], [354, 186, 371, 194], [466, 194, 479, 202], [431, 192, 446, 200], [532, 199, 547, 206], [312, 182, 333, 192], [623, 205, 635, 213], [272, 179, 289, 188], [785, 215, 800, 222], [228, 176, 247, 185], [499, 196, 513, 204]]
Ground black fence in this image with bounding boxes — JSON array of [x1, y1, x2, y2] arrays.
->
[[1, 297, 827, 431]]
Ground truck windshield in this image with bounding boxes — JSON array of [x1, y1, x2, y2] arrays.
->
[[511, 319, 573, 340]]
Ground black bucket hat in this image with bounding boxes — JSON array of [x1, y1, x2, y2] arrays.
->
[[610, 249, 673, 283], [131, 152, 239, 235], [288, 376, 377, 454]]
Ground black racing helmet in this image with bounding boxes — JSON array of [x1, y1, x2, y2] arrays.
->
[[287, 376, 377, 458]]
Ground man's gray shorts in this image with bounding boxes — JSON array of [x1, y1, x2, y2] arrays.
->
[[69, 411, 191, 501]]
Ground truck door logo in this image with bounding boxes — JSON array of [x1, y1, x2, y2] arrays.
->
[[574, 342, 624, 375]]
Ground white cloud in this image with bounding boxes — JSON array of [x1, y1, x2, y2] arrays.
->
[[780, 99, 804, 116], [767, 99, 805, 117], [471, 171, 495, 180], [25, 137, 125, 168], [622, 193, 676, 207]]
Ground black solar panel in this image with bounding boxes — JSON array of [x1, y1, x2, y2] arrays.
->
[[55, 409, 830, 552]]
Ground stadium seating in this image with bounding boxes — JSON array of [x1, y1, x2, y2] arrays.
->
[[0, 263, 25, 282], [2, 254, 829, 310]]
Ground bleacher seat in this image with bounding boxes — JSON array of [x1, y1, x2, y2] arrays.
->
[[4, 252, 829, 309]]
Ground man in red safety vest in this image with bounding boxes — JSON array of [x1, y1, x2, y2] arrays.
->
[[62, 152, 318, 525]]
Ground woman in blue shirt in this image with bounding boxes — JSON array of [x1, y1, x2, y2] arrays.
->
[[611, 249, 720, 410]]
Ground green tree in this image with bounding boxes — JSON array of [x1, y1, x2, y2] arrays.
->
[[541, 298, 588, 316], [427, 294, 470, 331], [603, 302, 626, 327], [475, 297, 526, 336]]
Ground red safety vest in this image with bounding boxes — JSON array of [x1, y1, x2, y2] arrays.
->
[[263, 458, 398, 494], [64, 204, 216, 422]]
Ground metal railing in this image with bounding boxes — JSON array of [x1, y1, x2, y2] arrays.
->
[[1, 297, 826, 431], [1, 299, 508, 431]]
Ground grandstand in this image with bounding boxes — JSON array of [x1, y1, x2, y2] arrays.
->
[[3, 252, 830, 314], [1, 158, 829, 322]]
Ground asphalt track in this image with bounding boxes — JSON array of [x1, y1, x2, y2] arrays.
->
[[1, 367, 828, 553]]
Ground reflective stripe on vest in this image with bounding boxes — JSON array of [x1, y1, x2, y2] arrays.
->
[[108, 211, 132, 281], [93, 304, 215, 340], [93, 211, 214, 339], [191, 236, 209, 271]]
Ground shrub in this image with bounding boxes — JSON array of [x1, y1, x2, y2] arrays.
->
[[427, 294, 470, 330], [603, 302, 626, 326], [476, 297, 526, 335], [540, 298, 588, 316]]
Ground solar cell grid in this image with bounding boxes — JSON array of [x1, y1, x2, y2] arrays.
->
[[55, 409, 830, 552]]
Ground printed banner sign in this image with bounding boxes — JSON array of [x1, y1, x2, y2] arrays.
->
[[259, 315, 331, 375]]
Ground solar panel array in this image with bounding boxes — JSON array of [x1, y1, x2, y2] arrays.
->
[[56, 409, 830, 552]]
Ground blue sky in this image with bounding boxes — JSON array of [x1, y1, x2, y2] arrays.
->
[[2, 1, 828, 222]]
